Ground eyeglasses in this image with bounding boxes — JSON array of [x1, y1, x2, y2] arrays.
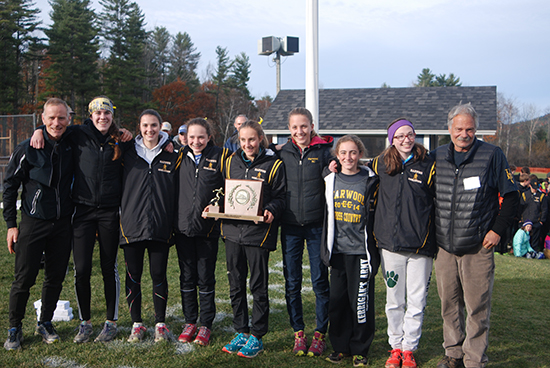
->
[[394, 132, 415, 142]]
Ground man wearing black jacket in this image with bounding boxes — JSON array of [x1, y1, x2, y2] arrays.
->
[[433, 103, 519, 368], [3, 98, 74, 350]]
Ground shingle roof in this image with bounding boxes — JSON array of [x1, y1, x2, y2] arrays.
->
[[263, 86, 497, 133]]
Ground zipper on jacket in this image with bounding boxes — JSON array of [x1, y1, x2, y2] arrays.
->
[[97, 144, 105, 207], [299, 157, 305, 225], [54, 142, 61, 219], [392, 170, 404, 244], [450, 167, 459, 249], [193, 164, 200, 226], [30, 189, 41, 215]]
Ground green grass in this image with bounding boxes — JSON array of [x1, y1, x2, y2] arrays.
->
[[0, 225, 549, 367]]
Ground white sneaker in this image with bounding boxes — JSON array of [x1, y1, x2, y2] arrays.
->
[[127, 323, 146, 343], [154, 323, 170, 342]]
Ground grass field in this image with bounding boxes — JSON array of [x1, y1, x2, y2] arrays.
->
[[0, 226, 549, 367]]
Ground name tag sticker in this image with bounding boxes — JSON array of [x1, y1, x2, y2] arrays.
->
[[463, 176, 481, 190]]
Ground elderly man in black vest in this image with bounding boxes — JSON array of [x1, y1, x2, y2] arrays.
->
[[433, 103, 519, 368]]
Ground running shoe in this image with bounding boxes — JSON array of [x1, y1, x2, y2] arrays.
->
[[326, 352, 350, 363], [154, 323, 170, 342], [307, 331, 326, 357], [293, 330, 307, 356], [127, 323, 146, 343], [385, 348, 402, 368], [237, 334, 264, 358], [73, 322, 93, 343], [222, 332, 248, 354], [402, 350, 417, 368], [193, 326, 211, 346], [353, 355, 368, 367], [4, 326, 23, 350], [95, 321, 117, 342], [178, 323, 197, 343], [35, 321, 59, 344]]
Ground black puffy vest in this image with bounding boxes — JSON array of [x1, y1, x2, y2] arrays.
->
[[279, 139, 332, 226], [434, 140, 500, 255]]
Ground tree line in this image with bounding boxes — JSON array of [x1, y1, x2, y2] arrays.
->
[[489, 94, 550, 168], [0, 0, 271, 145], [402, 68, 550, 167]]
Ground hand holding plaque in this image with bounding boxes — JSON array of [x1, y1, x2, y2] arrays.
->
[[203, 179, 264, 222]]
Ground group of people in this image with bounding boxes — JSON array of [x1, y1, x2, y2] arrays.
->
[[502, 166, 550, 259], [3, 97, 518, 368]]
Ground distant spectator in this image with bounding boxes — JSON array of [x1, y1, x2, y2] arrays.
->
[[529, 174, 540, 190], [519, 177, 548, 251], [521, 166, 531, 175], [540, 173, 550, 193], [509, 164, 519, 182], [513, 221, 544, 258], [224, 115, 247, 151], [161, 121, 173, 139], [544, 235, 550, 259], [173, 125, 187, 150]]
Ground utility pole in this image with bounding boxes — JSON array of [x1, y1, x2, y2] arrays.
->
[[258, 36, 299, 97], [306, 0, 319, 132]]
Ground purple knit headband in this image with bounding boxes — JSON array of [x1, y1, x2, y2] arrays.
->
[[388, 119, 415, 145]]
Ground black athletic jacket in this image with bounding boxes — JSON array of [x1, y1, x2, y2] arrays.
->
[[371, 152, 436, 257], [3, 130, 74, 228], [276, 136, 334, 226], [119, 140, 182, 245], [175, 142, 231, 237], [70, 120, 132, 208], [220, 148, 286, 251]]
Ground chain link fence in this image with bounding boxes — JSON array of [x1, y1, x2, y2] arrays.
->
[[0, 114, 37, 192]]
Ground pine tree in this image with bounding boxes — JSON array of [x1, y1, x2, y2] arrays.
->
[[415, 68, 462, 87], [230, 52, 252, 101], [149, 26, 171, 88], [415, 68, 435, 87], [436, 73, 461, 87], [0, 0, 42, 114], [168, 31, 200, 91], [99, 0, 147, 126], [45, 0, 100, 120]]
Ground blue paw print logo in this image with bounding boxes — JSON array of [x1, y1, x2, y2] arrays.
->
[[386, 271, 399, 288]]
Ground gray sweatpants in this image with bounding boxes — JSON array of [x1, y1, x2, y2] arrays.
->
[[434, 246, 494, 368]]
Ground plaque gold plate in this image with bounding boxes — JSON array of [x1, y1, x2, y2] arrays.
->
[[203, 179, 264, 222]]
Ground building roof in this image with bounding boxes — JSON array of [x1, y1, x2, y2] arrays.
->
[[262, 86, 497, 135]]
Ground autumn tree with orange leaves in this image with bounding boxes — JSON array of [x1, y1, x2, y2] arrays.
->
[[152, 79, 216, 135]]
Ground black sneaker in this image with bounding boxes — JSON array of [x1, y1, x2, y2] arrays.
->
[[326, 351, 350, 363], [35, 321, 59, 344], [437, 356, 464, 368], [4, 326, 23, 350], [353, 355, 368, 367]]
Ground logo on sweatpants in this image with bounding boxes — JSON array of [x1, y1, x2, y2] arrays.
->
[[357, 259, 370, 323], [385, 271, 399, 288]]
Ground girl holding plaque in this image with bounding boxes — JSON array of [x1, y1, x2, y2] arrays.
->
[[119, 109, 180, 343], [321, 135, 379, 367], [174, 118, 231, 346], [220, 120, 286, 358]]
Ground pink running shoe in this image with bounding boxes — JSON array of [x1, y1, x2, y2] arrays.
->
[[178, 323, 197, 343], [193, 326, 211, 346], [293, 330, 307, 356], [307, 331, 326, 357]]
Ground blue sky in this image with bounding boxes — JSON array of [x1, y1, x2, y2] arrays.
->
[[33, 0, 550, 117]]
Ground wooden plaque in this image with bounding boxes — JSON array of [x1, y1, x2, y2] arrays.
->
[[204, 179, 264, 222]]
